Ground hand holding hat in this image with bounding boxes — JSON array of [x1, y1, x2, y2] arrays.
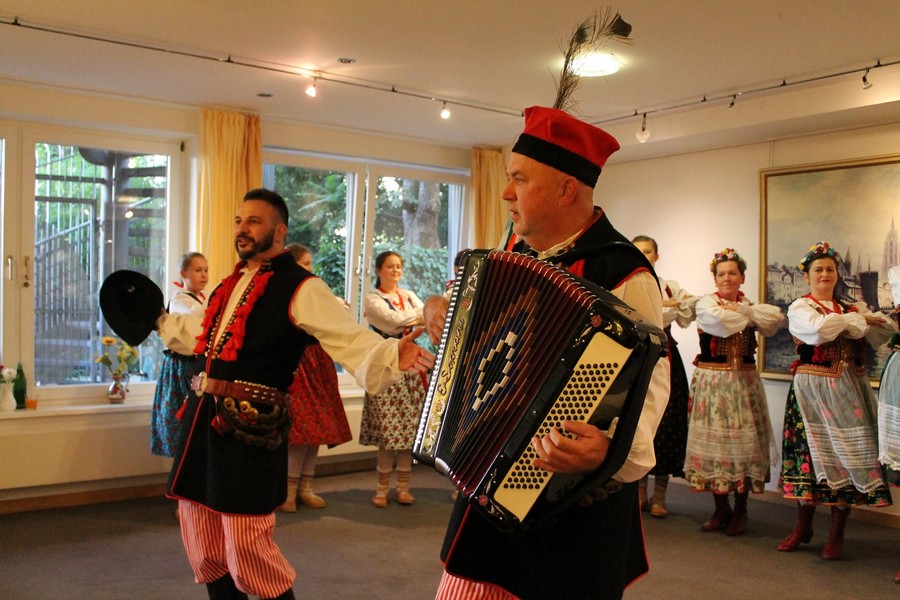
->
[[99, 270, 165, 347]]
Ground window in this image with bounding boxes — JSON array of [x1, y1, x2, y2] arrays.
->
[[263, 162, 352, 298], [263, 152, 468, 357], [32, 143, 170, 386], [1, 126, 181, 400]]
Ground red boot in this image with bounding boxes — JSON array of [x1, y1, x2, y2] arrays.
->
[[777, 503, 815, 551], [701, 493, 732, 532], [821, 506, 850, 560]]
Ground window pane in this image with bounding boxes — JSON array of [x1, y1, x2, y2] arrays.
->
[[372, 176, 453, 301], [265, 164, 349, 298], [33, 144, 168, 386]]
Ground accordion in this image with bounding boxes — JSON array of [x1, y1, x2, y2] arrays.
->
[[413, 249, 665, 530]]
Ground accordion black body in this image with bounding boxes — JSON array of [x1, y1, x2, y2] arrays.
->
[[413, 249, 666, 530]]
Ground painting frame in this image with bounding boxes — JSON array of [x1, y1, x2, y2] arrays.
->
[[758, 153, 900, 382]]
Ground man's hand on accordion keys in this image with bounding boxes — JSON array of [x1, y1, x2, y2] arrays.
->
[[397, 326, 435, 374], [530, 420, 610, 474]]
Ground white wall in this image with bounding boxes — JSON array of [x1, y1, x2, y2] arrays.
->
[[599, 122, 900, 517]]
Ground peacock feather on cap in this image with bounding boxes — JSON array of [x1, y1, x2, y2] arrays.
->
[[554, 8, 633, 113]]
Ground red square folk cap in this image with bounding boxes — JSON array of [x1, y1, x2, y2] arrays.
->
[[511, 106, 620, 188]]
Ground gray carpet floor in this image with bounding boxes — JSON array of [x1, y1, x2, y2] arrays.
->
[[1, 466, 897, 599]]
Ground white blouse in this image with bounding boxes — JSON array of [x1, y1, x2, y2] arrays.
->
[[364, 287, 425, 337], [695, 293, 784, 339], [787, 297, 897, 348], [660, 278, 697, 329]]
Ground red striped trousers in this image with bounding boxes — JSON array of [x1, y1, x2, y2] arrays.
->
[[178, 500, 295, 599], [435, 571, 520, 600]]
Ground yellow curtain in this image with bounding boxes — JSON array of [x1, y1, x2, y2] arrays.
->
[[196, 108, 262, 284], [471, 147, 508, 248]]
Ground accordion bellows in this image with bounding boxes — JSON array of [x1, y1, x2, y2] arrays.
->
[[414, 249, 665, 530]]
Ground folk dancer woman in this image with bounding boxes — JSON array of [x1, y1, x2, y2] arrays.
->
[[778, 242, 895, 560], [360, 250, 427, 507], [683, 248, 784, 535], [632, 235, 697, 517], [278, 244, 353, 511]]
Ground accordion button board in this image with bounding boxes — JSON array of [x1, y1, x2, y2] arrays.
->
[[413, 249, 664, 530]]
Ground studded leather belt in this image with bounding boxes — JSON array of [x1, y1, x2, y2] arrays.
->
[[190, 371, 289, 407]]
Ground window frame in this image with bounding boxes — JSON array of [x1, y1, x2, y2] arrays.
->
[[2, 122, 184, 405]]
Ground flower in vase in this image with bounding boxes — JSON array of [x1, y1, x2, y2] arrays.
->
[[96, 338, 139, 377], [1, 366, 15, 384]]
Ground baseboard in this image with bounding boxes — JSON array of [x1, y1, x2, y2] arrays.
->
[[0, 451, 379, 516], [0, 483, 168, 516]]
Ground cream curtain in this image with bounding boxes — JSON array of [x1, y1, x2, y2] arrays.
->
[[196, 108, 262, 284], [471, 147, 508, 249]]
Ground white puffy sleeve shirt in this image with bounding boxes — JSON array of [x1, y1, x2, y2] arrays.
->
[[660, 278, 696, 329], [364, 288, 425, 337], [156, 291, 206, 356], [157, 274, 404, 396], [788, 297, 897, 348], [695, 293, 784, 339], [609, 270, 671, 483]]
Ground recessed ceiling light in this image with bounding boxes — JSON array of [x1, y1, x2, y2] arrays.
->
[[337, 57, 356, 64], [257, 92, 273, 98], [571, 52, 621, 77]]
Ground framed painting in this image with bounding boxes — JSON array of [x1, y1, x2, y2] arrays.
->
[[758, 154, 900, 381]]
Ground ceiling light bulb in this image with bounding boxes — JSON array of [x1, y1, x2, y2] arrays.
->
[[571, 52, 621, 77], [862, 69, 873, 90], [440, 102, 450, 119], [635, 114, 650, 143], [305, 79, 317, 98]]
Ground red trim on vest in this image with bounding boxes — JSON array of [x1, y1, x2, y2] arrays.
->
[[443, 505, 473, 568], [569, 259, 585, 278]]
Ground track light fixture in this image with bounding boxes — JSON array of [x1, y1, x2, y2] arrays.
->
[[729, 95, 736, 109], [862, 69, 873, 90], [440, 101, 451, 119], [305, 78, 317, 98], [635, 113, 650, 143]]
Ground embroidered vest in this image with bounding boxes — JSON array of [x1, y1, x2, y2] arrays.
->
[[694, 328, 758, 371], [790, 296, 866, 378], [197, 252, 315, 390]]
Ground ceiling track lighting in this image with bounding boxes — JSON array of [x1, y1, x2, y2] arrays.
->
[[1, 17, 893, 126], [598, 58, 892, 129], [305, 78, 317, 98], [635, 113, 650, 143], [440, 101, 451, 119]]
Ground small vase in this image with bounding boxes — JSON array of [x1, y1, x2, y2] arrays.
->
[[0, 386, 16, 411], [107, 374, 128, 404]]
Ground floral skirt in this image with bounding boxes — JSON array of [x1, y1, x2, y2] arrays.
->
[[779, 372, 892, 506], [150, 354, 193, 457], [359, 371, 426, 450], [650, 341, 689, 477], [287, 344, 352, 448], [683, 367, 775, 494]]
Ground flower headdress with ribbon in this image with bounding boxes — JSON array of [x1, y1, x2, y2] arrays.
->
[[798, 241, 841, 272], [710, 248, 747, 274]]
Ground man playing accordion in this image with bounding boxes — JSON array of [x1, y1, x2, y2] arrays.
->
[[428, 106, 671, 600]]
